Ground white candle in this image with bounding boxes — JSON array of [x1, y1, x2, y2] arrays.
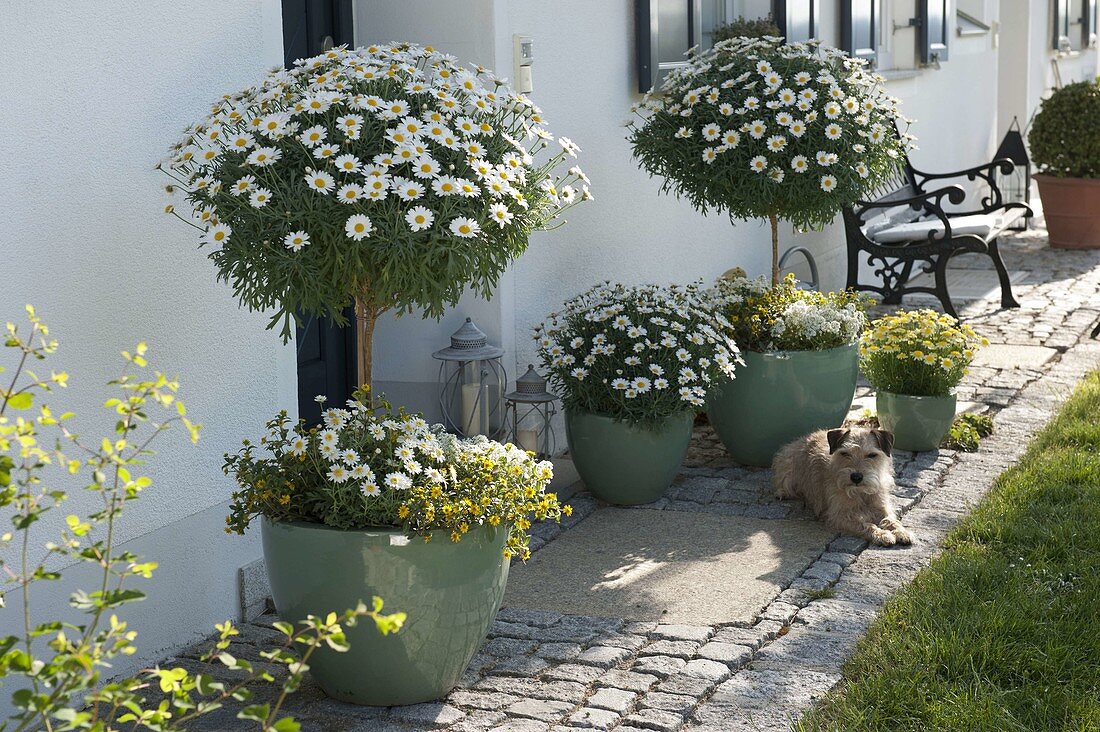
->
[[460, 382, 483, 436], [517, 428, 539, 453]]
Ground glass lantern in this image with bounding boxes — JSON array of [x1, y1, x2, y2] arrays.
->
[[993, 118, 1031, 232], [504, 365, 558, 459], [432, 318, 506, 438]]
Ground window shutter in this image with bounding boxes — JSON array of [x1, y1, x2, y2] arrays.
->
[[773, 0, 817, 43], [636, 0, 703, 93], [918, 0, 950, 63], [841, 0, 880, 63], [1083, 0, 1098, 48], [1053, 0, 1071, 50]]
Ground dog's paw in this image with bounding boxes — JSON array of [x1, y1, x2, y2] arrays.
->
[[891, 526, 913, 545], [869, 527, 896, 546]]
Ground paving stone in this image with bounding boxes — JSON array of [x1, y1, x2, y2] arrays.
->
[[492, 655, 551, 676], [681, 659, 732, 682], [576, 645, 632, 668], [450, 710, 508, 732], [596, 669, 659, 692], [475, 677, 588, 704], [655, 672, 721, 697], [567, 706, 621, 729], [751, 629, 861, 673], [535, 642, 582, 662], [449, 690, 523, 711], [652, 624, 714, 643], [489, 720, 550, 732], [588, 687, 637, 713], [542, 663, 604, 684], [639, 691, 697, 714], [697, 641, 754, 667], [761, 601, 799, 624], [389, 701, 465, 727], [639, 640, 700, 659], [631, 655, 688, 678], [623, 707, 688, 731], [496, 608, 564, 627], [505, 699, 574, 722], [593, 633, 648, 651], [802, 559, 844, 583], [482, 637, 538, 657]]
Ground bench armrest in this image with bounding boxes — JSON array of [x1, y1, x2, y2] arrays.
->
[[852, 183, 965, 227], [910, 158, 1033, 216]]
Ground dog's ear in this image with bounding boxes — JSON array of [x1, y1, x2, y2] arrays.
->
[[826, 429, 850, 454], [872, 429, 895, 456]]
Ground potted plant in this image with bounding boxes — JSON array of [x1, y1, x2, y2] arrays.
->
[[1029, 79, 1100, 248], [224, 395, 567, 705], [534, 283, 741, 504], [627, 36, 911, 286], [160, 43, 589, 391], [705, 273, 870, 466], [860, 309, 987, 451]]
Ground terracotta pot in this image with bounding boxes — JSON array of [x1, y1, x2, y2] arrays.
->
[[1034, 174, 1100, 249]]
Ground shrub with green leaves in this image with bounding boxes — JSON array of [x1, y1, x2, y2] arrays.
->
[[712, 16, 781, 43], [0, 307, 404, 731], [1029, 79, 1100, 178], [627, 36, 911, 283]]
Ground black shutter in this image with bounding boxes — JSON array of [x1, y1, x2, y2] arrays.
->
[[1082, 0, 1097, 48], [841, 0, 880, 63], [282, 0, 357, 425], [1053, 0, 1071, 50], [918, 0, 950, 63], [773, 0, 817, 42]]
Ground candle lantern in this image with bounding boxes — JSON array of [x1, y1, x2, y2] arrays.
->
[[433, 318, 506, 438], [993, 117, 1031, 231], [504, 365, 558, 459]]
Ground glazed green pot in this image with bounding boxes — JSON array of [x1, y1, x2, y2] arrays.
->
[[876, 390, 957, 452], [706, 344, 859, 467], [565, 410, 694, 505], [261, 518, 509, 706]]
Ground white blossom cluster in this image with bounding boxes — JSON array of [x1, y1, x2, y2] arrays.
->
[[535, 283, 742, 422], [160, 42, 589, 252]]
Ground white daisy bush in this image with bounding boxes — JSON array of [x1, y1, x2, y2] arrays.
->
[[225, 394, 569, 560], [534, 283, 742, 425], [627, 37, 912, 232], [161, 43, 589, 340]]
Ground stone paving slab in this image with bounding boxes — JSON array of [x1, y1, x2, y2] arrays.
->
[[972, 342, 1059, 368], [504, 508, 834, 625]]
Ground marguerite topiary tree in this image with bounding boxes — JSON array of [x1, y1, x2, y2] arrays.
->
[[628, 36, 911, 285], [161, 43, 589, 391]]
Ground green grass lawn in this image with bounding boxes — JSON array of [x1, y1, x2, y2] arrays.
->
[[798, 370, 1100, 732]]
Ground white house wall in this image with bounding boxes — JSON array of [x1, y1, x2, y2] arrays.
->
[[0, 0, 293, 685]]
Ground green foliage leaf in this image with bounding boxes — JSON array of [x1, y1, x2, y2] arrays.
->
[[6, 392, 33, 410]]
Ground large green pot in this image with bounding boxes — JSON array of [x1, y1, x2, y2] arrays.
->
[[876, 390, 957, 452], [565, 410, 694, 505], [261, 518, 509, 706], [706, 344, 859, 467]]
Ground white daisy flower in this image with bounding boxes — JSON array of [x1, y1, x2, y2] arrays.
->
[[249, 187, 273, 207], [362, 482, 381, 497], [701, 123, 722, 141], [300, 125, 327, 147], [790, 155, 809, 172], [247, 147, 281, 166], [345, 214, 373, 240], [284, 230, 310, 252], [341, 449, 360, 465], [825, 123, 843, 140], [489, 202, 514, 227], [767, 135, 787, 152], [385, 472, 412, 490], [333, 154, 362, 173], [702, 147, 719, 164], [304, 168, 335, 193], [405, 206, 435, 231], [337, 183, 364, 204], [749, 155, 768, 173], [449, 217, 480, 238], [327, 465, 350, 483], [820, 174, 838, 192], [289, 436, 307, 456], [393, 179, 425, 201], [203, 223, 232, 246]]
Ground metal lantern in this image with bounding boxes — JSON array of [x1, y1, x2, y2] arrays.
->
[[994, 117, 1031, 231], [433, 318, 506, 438], [504, 365, 558, 459]]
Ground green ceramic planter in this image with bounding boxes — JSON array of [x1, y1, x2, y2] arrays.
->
[[876, 390, 957, 452], [261, 518, 509, 706], [706, 344, 859, 467], [565, 410, 694, 505]]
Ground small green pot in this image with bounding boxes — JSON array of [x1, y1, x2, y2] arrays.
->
[[876, 390, 957, 452], [565, 410, 694, 505], [261, 518, 509, 706], [706, 344, 859, 467]]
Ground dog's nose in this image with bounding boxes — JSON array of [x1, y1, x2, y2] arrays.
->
[[850, 472, 864, 484]]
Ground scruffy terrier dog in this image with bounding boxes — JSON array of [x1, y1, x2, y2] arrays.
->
[[773, 427, 912, 546]]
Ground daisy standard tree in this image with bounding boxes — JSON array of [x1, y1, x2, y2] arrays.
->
[[628, 36, 911, 285], [161, 43, 589, 391]]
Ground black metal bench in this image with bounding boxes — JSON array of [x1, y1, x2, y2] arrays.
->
[[843, 152, 1034, 319]]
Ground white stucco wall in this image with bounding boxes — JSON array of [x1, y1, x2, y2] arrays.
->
[[354, 0, 1029, 408], [0, 0, 293, 681]]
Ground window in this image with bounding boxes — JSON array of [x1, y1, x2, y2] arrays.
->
[[918, 0, 950, 64], [1079, 0, 1098, 48], [840, 0, 879, 63], [636, 0, 703, 92], [1053, 0, 1071, 51], [773, 0, 817, 42]]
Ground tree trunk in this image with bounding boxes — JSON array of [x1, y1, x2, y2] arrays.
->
[[769, 213, 781, 287], [355, 297, 377, 400]]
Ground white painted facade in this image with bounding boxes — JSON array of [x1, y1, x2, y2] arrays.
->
[[357, 0, 1099, 416], [0, 0, 294, 681], [0, 0, 1095, 684]]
